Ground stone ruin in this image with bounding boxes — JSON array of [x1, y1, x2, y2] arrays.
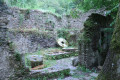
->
[[0, 3, 109, 80]]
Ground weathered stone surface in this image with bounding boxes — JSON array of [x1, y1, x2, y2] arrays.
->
[[83, 77, 91, 80], [72, 57, 80, 66], [90, 73, 98, 77], [117, 59, 120, 74], [7, 31, 57, 54], [61, 77, 80, 80], [0, 27, 15, 80], [78, 44, 99, 68], [0, 46, 15, 80]]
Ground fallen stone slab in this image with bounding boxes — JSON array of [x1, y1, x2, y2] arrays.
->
[[26, 66, 70, 79], [62, 47, 78, 52], [60, 77, 80, 80], [45, 51, 78, 60]]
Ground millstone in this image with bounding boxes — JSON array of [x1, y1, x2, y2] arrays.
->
[[62, 47, 78, 52], [57, 38, 68, 48], [27, 55, 43, 68]]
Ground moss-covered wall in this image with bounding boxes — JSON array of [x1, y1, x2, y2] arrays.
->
[[97, 5, 120, 80]]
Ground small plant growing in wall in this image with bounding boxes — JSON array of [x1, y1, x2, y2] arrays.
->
[[19, 14, 24, 27], [14, 51, 21, 61]]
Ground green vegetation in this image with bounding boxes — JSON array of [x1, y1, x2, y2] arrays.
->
[[5, 0, 75, 15], [72, 0, 119, 25], [77, 65, 91, 73], [75, 0, 118, 11], [14, 51, 21, 61], [4, 0, 119, 17], [57, 27, 78, 47]]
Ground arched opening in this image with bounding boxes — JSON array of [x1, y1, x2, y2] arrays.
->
[[82, 13, 114, 68]]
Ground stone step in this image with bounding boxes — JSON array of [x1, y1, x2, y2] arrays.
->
[[45, 51, 78, 60], [27, 66, 70, 79]]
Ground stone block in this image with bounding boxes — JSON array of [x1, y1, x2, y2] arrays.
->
[[27, 55, 43, 68]]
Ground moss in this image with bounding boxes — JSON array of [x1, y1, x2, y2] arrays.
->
[[14, 52, 21, 61], [83, 17, 97, 42], [79, 18, 96, 44], [96, 73, 110, 80], [111, 12, 120, 54]]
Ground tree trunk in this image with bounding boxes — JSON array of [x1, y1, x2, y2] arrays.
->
[[97, 3, 120, 80]]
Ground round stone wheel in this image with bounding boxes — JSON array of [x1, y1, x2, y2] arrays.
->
[[27, 55, 43, 68]]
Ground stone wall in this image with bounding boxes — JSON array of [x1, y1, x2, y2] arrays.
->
[[0, 7, 106, 54], [8, 30, 56, 54], [1, 7, 105, 30], [0, 27, 15, 80]]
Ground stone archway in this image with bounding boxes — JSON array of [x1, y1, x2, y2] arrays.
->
[[74, 13, 113, 69]]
